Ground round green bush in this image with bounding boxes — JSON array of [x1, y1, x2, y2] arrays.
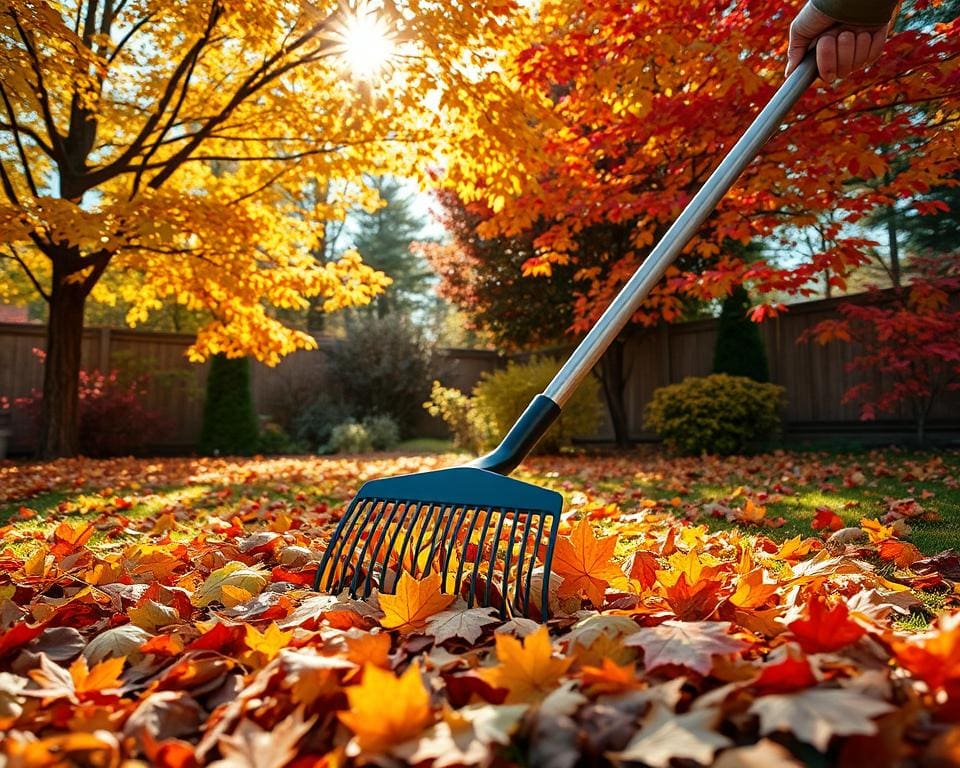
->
[[473, 355, 601, 453], [643, 374, 785, 456]]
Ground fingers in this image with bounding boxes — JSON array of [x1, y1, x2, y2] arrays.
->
[[865, 24, 889, 67], [785, 40, 809, 77], [836, 30, 855, 79], [786, 2, 836, 76], [817, 34, 838, 82], [815, 26, 887, 83]]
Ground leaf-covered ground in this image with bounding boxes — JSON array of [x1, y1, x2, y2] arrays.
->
[[1, 450, 959, 767]]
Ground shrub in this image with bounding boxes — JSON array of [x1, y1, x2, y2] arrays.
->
[[425, 356, 601, 454], [362, 414, 401, 451], [644, 374, 784, 456], [257, 421, 304, 455], [324, 420, 372, 454], [423, 381, 494, 454], [11, 352, 164, 457], [473, 356, 601, 453], [200, 355, 260, 456], [712, 284, 770, 382], [292, 395, 352, 451], [322, 414, 401, 454], [324, 314, 433, 436]]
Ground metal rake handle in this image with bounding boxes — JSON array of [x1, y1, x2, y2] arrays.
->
[[471, 53, 818, 475]]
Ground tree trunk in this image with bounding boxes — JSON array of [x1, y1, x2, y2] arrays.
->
[[39, 270, 88, 458], [598, 339, 631, 447]]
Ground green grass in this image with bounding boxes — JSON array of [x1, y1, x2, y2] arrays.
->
[[523, 448, 960, 555], [3, 448, 959, 556]]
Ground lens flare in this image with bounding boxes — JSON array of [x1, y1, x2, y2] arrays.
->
[[327, 2, 397, 80]]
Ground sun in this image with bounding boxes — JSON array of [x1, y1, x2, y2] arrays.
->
[[327, 1, 398, 80]]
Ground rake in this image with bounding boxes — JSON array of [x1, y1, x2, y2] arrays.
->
[[314, 54, 818, 619]]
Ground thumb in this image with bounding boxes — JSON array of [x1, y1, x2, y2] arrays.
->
[[785, 38, 811, 76]]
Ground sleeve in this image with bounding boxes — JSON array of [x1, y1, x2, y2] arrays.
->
[[810, 0, 899, 25]]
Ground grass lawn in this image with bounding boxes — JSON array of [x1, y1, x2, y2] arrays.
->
[[2, 447, 958, 554], [3, 448, 960, 764]]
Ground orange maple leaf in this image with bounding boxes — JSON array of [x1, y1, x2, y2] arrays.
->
[[878, 539, 922, 568], [551, 517, 620, 607], [893, 611, 960, 693], [339, 664, 434, 753], [477, 626, 573, 703], [788, 595, 865, 653], [578, 658, 642, 696], [730, 568, 780, 611], [379, 572, 456, 634]]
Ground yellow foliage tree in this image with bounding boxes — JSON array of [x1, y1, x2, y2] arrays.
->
[[0, 0, 542, 456]]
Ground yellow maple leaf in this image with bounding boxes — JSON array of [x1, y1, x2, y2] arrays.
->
[[379, 572, 455, 634], [339, 664, 434, 753], [551, 517, 621, 607], [245, 622, 292, 663], [70, 655, 125, 695], [477, 626, 573, 703], [861, 517, 896, 545]]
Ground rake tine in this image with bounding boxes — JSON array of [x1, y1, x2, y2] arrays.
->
[[483, 509, 510, 609], [512, 515, 534, 615], [338, 499, 380, 592], [541, 512, 560, 619], [411, 503, 446, 577], [452, 506, 482, 596], [316, 497, 370, 592], [523, 513, 546, 618], [440, 506, 471, 589], [348, 500, 392, 596], [423, 504, 458, 577], [367, 500, 414, 597], [466, 507, 496, 607], [497, 511, 523, 619], [388, 501, 426, 589]]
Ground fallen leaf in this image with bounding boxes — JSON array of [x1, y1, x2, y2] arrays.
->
[[608, 702, 733, 767], [626, 621, 752, 675], [380, 572, 457, 634], [749, 687, 895, 751], [339, 664, 434, 753], [551, 516, 621, 607], [478, 626, 573, 703], [425, 607, 499, 644]]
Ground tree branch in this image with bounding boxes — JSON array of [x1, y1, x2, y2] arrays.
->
[[0, 159, 21, 205], [0, 82, 39, 197], [90, 0, 224, 192], [3, 244, 50, 302], [10, 9, 65, 164], [107, 11, 154, 64]]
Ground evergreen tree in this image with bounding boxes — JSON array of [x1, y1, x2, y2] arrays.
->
[[351, 177, 433, 318], [712, 284, 770, 382], [200, 355, 260, 456]]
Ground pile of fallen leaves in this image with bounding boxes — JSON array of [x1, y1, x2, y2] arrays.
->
[[1, 454, 959, 767]]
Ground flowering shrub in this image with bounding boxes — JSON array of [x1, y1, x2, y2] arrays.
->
[[645, 374, 785, 455], [426, 356, 601, 454], [13, 350, 164, 457]]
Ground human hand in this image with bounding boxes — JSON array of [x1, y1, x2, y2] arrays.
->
[[786, 2, 889, 81]]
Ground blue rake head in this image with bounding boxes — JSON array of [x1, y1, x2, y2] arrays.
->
[[313, 466, 563, 620]]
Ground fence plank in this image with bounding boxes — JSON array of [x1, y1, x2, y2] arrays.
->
[[2, 288, 958, 455]]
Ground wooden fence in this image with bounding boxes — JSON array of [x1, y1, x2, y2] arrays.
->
[[1, 290, 958, 454]]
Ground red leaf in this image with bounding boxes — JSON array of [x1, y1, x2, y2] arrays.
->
[[788, 596, 865, 653], [0, 621, 46, 659], [812, 507, 844, 532]]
